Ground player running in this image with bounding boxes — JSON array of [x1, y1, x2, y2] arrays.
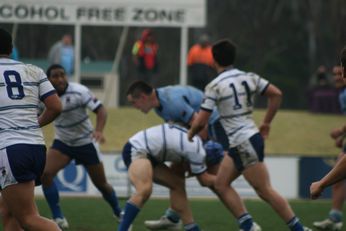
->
[[40, 64, 121, 229], [188, 39, 311, 231]]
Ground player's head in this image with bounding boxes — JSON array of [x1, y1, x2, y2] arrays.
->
[[0, 28, 13, 56], [126, 80, 154, 113], [62, 34, 72, 45], [212, 39, 236, 68], [341, 47, 346, 79], [46, 64, 68, 94], [204, 140, 224, 166]]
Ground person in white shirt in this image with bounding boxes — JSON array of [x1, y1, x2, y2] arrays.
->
[[188, 39, 311, 231], [40, 64, 121, 229], [0, 28, 61, 231], [118, 123, 220, 231]]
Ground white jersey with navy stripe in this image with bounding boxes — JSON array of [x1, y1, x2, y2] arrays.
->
[[129, 123, 207, 174], [202, 68, 269, 147], [54, 82, 101, 146], [0, 58, 56, 149]]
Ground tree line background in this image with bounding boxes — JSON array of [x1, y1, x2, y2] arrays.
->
[[1, 0, 345, 109]]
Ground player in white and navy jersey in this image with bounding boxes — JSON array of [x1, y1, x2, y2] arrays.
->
[[0, 28, 61, 231], [40, 64, 121, 229], [126, 81, 240, 230], [189, 39, 311, 231], [118, 123, 222, 231]]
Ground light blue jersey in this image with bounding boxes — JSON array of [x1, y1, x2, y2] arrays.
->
[[154, 85, 219, 125]]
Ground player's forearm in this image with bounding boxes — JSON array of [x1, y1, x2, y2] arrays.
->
[[95, 106, 107, 132], [263, 94, 281, 125], [38, 95, 62, 127], [38, 109, 60, 127], [319, 155, 346, 189]]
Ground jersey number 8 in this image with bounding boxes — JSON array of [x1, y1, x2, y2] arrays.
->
[[3, 70, 25, 100]]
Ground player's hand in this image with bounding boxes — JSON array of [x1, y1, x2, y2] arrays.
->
[[330, 128, 343, 139], [187, 130, 195, 142], [310, 181, 323, 200], [259, 123, 270, 139], [92, 131, 105, 144]]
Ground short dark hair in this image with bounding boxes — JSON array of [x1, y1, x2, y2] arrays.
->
[[0, 28, 13, 55], [212, 39, 236, 67], [46, 64, 65, 77], [126, 80, 153, 98], [341, 47, 346, 68]]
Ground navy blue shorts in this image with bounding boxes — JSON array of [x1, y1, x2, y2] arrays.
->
[[0, 144, 46, 189], [51, 139, 100, 166], [208, 120, 229, 151], [122, 142, 158, 169], [228, 133, 264, 172]]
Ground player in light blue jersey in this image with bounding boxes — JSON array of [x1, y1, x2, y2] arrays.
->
[[311, 49, 346, 231], [126, 81, 257, 231], [189, 39, 311, 231], [0, 28, 62, 231], [118, 123, 222, 231], [40, 64, 121, 229]]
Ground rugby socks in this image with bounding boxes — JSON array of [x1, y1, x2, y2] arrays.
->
[[184, 223, 200, 231], [118, 201, 140, 231], [238, 213, 254, 231], [164, 208, 181, 223], [102, 190, 122, 217], [287, 216, 304, 231], [329, 209, 343, 222], [42, 183, 64, 219]]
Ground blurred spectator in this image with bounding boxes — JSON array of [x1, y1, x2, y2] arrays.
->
[[48, 34, 74, 80], [187, 34, 216, 90], [308, 65, 339, 113], [132, 29, 158, 86], [308, 65, 331, 88]]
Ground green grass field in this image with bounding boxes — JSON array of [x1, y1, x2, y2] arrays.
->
[[22, 197, 343, 231], [43, 107, 345, 156]]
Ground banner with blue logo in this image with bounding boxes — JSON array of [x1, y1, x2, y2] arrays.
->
[[55, 161, 87, 193]]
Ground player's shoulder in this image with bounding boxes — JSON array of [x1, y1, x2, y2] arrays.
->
[[25, 63, 45, 73], [19, 63, 46, 81], [68, 82, 89, 92]]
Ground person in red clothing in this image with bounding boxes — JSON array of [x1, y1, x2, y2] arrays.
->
[[187, 34, 216, 90], [132, 29, 159, 86]]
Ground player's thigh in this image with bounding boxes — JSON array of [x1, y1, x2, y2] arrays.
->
[[153, 164, 184, 190], [128, 158, 154, 191], [85, 162, 107, 185], [215, 154, 240, 186], [170, 162, 188, 177], [1, 181, 38, 221], [44, 148, 71, 176], [243, 162, 271, 190]]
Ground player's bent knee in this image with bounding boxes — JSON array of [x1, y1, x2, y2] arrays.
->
[[41, 172, 55, 186]]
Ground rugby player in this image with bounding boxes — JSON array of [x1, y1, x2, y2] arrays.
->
[[0, 28, 61, 231], [40, 64, 121, 229], [189, 39, 311, 231]]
